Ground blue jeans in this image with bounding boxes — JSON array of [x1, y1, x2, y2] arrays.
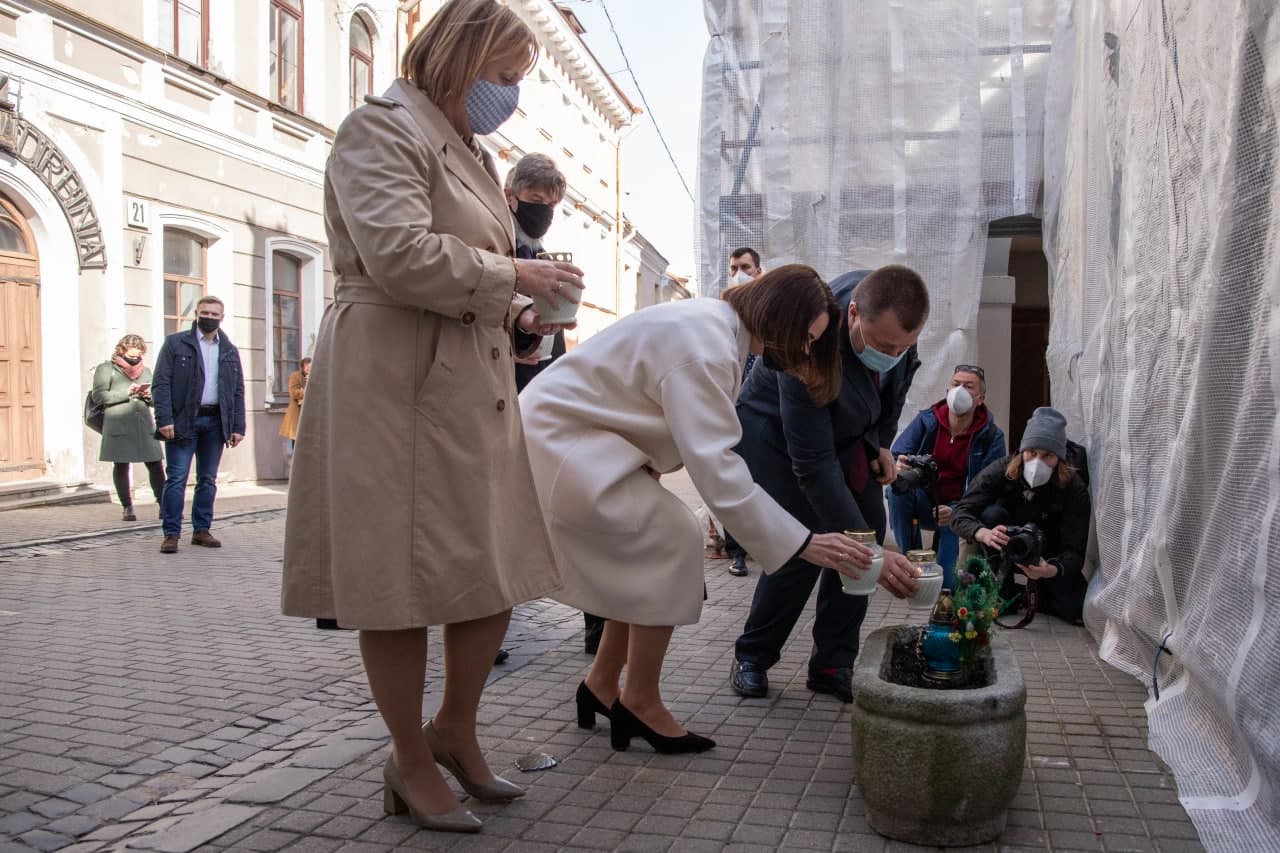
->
[[887, 487, 959, 588], [161, 413, 225, 537]]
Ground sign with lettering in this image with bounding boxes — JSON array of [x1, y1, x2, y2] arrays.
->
[[0, 111, 106, 270]]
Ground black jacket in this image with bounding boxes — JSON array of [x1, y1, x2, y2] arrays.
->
[[951, 455, 1092, 584], [734, 270, 921, 534], [152, 324, 247, 440]]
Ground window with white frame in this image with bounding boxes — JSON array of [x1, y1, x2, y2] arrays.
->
[[269, 0, 303, 110], [159, 0, 208, 66], [265, 239, 323, 401], [349, 15, 374, 112], [163, 230, 207, 334], [272, 253, 302, 397]]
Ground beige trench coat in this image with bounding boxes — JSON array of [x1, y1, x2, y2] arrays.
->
[[281, 80, 561, 629], [520, 298, 810, 626]]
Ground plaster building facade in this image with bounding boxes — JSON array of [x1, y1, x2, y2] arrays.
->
[[0, 0, 667, 496]]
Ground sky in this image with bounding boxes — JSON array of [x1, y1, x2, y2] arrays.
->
[[560, 0, 708, 277]]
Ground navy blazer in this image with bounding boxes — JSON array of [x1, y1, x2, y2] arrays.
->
[[735, 270, 921, 534], [152, 324, 247, 440]]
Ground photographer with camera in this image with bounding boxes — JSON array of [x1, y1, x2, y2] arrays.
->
[[950, 407, 1091, 625], [888, 365, 1006, 587]]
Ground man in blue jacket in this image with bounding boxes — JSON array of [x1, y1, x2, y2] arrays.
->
[[730, 266, 928, 703], [888, 365, 1006, 587], [152, 295, 247, 554]]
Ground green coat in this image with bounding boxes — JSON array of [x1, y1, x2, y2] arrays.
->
[[92, 362, 162, 463]]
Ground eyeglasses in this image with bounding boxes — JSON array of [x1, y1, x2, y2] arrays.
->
[[954, 364, 985, 381]]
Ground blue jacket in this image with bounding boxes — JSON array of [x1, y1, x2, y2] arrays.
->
[[735, 270, 921, 534], [152, 324, 247, 440], [890, 405, 1007, 501]]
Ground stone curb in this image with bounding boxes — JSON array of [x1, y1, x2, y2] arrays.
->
[[0, 506, 286, 553]]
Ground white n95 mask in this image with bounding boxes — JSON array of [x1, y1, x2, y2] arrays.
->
[[947, 385, 974, 416], [1023, 458, 1052, 488]]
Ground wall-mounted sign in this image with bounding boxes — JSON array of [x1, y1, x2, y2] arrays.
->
[[0, 111, 106, 270], [125, 196, 149, 229]]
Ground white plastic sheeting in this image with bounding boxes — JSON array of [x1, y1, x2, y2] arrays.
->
[[701, 1, 1280, 849], [1043, 1, 1280, 848], [697, 0, 1052, 405]]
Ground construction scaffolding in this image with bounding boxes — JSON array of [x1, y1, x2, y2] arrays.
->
[[699, 1, 1279, 849]]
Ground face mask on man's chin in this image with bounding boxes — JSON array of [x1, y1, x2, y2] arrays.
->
[[730, 270, 753, 286]]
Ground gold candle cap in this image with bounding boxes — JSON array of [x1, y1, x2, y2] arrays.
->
[[906, 549, 937, 563], [843, 529, 877, 544]]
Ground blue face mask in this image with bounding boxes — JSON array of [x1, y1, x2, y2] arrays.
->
[[466, 80, 520, 135], [853, 324, 906, 374]]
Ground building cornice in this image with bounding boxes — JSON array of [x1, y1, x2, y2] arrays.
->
[[512, 0, 639, 131]]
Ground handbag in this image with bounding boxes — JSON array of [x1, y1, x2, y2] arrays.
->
[[84, 390, 105, 434]]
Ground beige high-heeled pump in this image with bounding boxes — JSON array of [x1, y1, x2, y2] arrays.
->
[[382, 754, 482, 833], [422, 720, 526, 802]]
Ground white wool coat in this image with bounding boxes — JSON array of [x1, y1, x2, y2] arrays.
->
[[520, 298, 810, 626]]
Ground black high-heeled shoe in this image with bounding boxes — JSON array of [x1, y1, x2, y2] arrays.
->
[[608, 700, 715, 754], [576, 681, 612, 730]]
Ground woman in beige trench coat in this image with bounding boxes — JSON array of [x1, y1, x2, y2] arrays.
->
[[280, 0, 584, 834], [520, 266, 881, 754]]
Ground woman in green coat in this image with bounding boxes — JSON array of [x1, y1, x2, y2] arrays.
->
[[92, 334, 165, 521]]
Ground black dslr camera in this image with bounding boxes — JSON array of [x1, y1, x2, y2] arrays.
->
[[890, 454, 939, 495], [1002, 523, 1045, 567]]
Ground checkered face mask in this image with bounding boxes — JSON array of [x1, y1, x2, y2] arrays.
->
[[466, 80, 520, 135]]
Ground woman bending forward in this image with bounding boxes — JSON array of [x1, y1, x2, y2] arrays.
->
[[521, 265, 876, 753]]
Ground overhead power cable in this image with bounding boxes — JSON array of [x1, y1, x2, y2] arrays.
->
[[595, 0, 696, 204]]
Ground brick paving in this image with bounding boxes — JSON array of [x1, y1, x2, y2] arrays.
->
[[0, 484, 288, 552], [0, 473, 1204, 852]]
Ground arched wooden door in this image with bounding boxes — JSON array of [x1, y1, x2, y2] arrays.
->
[[0, 194, 43, 483]]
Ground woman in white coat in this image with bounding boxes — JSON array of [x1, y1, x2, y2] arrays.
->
[[520, 265, 882, 753]]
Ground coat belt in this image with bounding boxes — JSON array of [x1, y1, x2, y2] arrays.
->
[[334, 277, 411, 309]]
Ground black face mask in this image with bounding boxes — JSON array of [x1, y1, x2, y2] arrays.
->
[[515, 200, 555, 240], [122, 355, 142, 366], [197, 317, 220, 334]]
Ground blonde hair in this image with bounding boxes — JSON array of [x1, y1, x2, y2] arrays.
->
[[402, 0, 537, 129], [114, 334, 146, 358], [1005, 453, 1076, 488]]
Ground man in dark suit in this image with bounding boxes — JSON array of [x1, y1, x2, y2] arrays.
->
[[730, 266, 930, 702]]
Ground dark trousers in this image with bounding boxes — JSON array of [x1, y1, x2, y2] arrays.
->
[[112, 460, 165, 508], [161, 412, 225, 537], [724, 530, 747, 559], [734, 477, 887, 673]]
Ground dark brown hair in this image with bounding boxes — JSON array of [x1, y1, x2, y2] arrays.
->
[[730, 247, 760, 268], [852, 264, 930, 331], [401, 0, 538, 131], [721, 264, 842, 404]]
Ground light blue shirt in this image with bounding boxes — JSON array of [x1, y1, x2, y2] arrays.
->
[[199, 331, 220, 405]]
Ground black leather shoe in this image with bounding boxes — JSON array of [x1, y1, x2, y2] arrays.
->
[[609, 700, 714, 753], [806, 668, 853, 703], [575, 681, 612, 729], [728, 555, 748, 576], [494, 649, 510, 665], [730, 660, 768, 698]]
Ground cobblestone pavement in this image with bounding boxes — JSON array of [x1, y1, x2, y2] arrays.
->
[[0, 484, 288, 553], [0, 474, 1204, 852]]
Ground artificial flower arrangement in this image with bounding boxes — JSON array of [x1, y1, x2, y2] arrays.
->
[[946, 555, 1012, 667]]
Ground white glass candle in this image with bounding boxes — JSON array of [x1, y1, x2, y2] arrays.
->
[[839, 530, 883, 595]]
